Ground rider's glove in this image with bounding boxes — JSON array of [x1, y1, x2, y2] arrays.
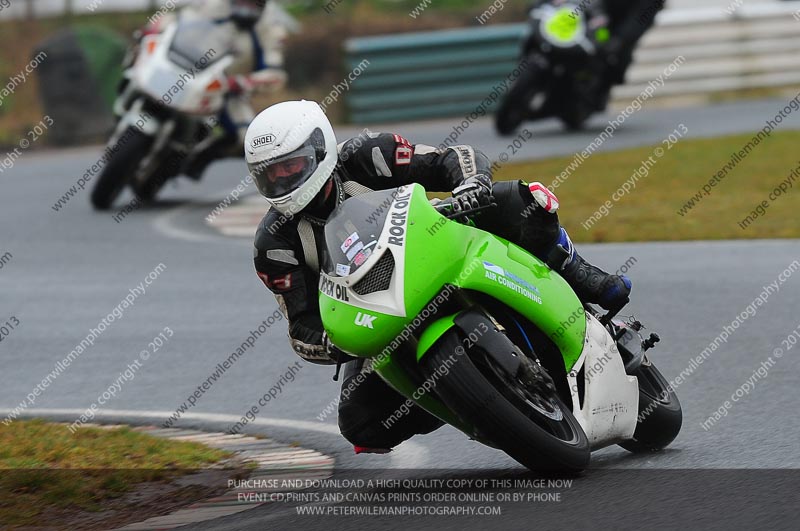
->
[[227, 75, 252, 95], [250, 69, 288, 92], [452, 175, 492, 217], [323, 332, 358, 381], [323, 332, 355, 364]]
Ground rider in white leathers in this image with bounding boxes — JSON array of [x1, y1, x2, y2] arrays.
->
[[142, 0, 288, 178]]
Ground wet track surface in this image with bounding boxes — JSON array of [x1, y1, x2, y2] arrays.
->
[[2, 99, 799, 528]]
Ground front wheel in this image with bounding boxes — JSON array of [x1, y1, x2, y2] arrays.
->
[[130, 148, 186, 203], [559, 105, 592, 131], [494, 58, 548, 136], [619, 359, 682, 453], [423, 330, 590, 472], [90, 127, 152, 210]]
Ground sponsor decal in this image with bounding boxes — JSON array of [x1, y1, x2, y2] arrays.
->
[[257, 271, 271, 289], [320, 275, 351, 302], [483, 261, 504, 276], [259, 271, 292, 290], [482, 261, 542, 304], [387, 190, 412, 247], [345, 241, 364, 261], [506, 271, 540, 295], [341, 231, 360, 254], [251, 133, 276, 149], [271, 273, 292, 290], [395, 146, 413, 165], [393, 135, 413, 165], [353, 249, 371, 267], [336, 263, 351, 276], [591, 403, 627, 415], [454, 146, 476, 175], [354, 312, 377, 329]]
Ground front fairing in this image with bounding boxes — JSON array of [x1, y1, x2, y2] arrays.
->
[[319, 183, 586, 371], [528, 1, 609, 58], [134, 21, 233, 114]]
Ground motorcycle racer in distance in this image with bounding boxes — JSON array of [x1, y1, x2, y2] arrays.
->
[[587, 0, 665, 109], [123, 0, 288, 180]]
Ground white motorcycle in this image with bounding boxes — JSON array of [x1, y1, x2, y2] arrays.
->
[[91, 19, 236, 210]]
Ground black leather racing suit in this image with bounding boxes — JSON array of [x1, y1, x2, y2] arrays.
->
[[527, 0, 664, 84], [601, 0, 665, 83], [253, 133, 561, 449]]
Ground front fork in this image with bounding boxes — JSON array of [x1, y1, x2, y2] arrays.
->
[[110, 96, 176, 185], [111, 97, 161, 144], [134, 117, 176, 184]]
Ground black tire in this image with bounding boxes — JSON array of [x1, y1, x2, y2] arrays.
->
[[90, 128, 152, 210], [559, 70, 600, 131], [494, 59, 547, 136], [560, 108, 591, 131], [619, 360, 682, 453], [423, 330, 590, 472], [130, 172, 167, 203]]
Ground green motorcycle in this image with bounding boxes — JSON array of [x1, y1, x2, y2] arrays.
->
[[320, 184, 681, 472]]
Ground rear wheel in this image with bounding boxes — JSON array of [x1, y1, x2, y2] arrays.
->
[[423, 330, 590, 472], [494, 59, 548, 136], [619, 359, 682, 453]]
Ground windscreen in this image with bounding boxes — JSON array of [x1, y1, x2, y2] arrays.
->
[[322, 188, 400, 277], [168, 20, 231, 71]]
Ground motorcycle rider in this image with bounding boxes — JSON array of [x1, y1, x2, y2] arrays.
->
[[248, 100, 631, 452], [132, 0, 287, 179], [598, 0, 665, 92], [525, 0, 664, 109]]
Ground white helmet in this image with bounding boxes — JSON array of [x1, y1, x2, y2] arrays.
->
[[245, 101, 338, 216]]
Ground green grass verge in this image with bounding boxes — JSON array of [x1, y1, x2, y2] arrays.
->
[[493, 130, 800, 242], [0, 419, 231, 526]]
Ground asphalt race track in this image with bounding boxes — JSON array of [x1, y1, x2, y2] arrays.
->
[[2, 99, 800, 529]]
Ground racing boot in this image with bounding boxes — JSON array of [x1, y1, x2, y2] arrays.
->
[[548, 227, 631, 311], [338, 359, 443, 453]]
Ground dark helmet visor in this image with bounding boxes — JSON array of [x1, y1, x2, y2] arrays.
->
[[231, 0, 266, 25], [249, 142, 319, 199]]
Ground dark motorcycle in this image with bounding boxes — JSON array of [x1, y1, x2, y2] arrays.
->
[[495, 0, 611, 135]]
